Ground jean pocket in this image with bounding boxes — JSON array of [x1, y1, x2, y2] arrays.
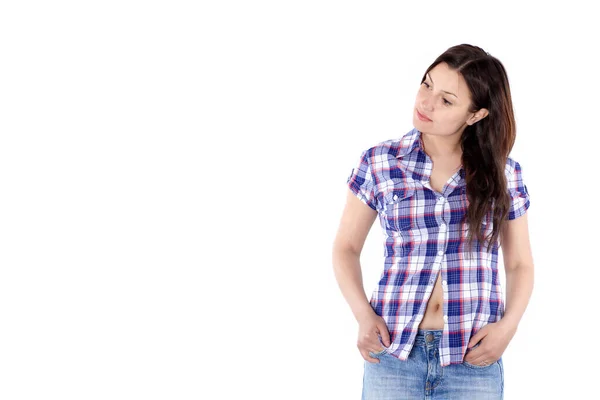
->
[[462, 358, 498, 369], [368, 347, 388, 357]]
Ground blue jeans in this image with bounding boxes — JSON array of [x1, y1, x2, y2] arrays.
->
[[362, 329, 503, 399]]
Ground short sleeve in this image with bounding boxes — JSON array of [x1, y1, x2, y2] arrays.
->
[[346, 149, 378, 211], [506, 160, 531, 220]]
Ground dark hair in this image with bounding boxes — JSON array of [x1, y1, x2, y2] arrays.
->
[[421, 44, 516, 253]]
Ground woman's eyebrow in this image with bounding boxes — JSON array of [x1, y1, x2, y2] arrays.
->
[[427, 73, 459, 98]]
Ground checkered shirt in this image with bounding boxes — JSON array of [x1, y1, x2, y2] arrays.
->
[[346, 127, 531, 367]]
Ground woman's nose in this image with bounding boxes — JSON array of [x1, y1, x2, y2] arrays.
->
[[421, 97, 434, 112]]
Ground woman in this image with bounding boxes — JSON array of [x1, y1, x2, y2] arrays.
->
[[332, 44, 533, 399]]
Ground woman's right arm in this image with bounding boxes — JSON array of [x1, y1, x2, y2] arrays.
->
[[332, 189, 391, 363], [331, 188, 378, 322]]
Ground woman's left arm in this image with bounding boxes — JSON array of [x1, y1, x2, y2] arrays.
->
[[499, 212, 535, 333], [464, 213, 534, 364]]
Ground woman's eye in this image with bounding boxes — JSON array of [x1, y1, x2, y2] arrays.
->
[[422, 82, 451, 105]]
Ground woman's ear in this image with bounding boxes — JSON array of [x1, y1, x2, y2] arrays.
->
[[467, 108, 489, 125]]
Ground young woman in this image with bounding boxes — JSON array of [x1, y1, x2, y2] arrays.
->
[[332, 44, 533, 399]]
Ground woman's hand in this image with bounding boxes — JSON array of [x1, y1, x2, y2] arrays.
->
[[464, 320, 517, 366], [357, 311, 391, 364]]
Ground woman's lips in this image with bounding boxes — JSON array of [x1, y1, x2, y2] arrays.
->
[[416, 109, 432, 122]]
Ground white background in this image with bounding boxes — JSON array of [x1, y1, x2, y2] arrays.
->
[[1, 1, 598, 399]]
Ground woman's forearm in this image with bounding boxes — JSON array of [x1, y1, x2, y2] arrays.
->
[[501, 263, 534, 331], [332, 249, 375, 322]]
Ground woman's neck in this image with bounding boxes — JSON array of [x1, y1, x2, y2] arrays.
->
[[420, 131, 462, 158]]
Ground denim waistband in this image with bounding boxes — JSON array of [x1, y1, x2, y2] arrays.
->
[[413, 328, 443, 346]]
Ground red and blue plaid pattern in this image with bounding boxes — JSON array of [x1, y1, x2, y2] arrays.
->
[[346, 128, 530, 367]]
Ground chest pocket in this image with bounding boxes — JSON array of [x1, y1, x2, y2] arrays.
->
[[381, 187, 416, 232]]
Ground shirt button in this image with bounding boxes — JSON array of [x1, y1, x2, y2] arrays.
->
[[438, 250, 444, 256], [438, 197, 444, 202], [440, 223, 446, 229], [442, 280, 447, 285], [393, 194, 398, 201], [443, 315, 448, 321]]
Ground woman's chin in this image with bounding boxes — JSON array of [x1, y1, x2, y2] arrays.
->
[[413, 117, 424, 129]]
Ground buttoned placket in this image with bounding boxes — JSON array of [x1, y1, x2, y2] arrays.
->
[[421, 170, 460, 339], [430, 176, 462, 366], [433, 195, 449, 324]]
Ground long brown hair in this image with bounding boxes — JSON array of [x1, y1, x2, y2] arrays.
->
[[421, 44, 516, 253]]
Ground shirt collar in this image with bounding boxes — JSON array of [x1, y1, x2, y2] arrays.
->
[[395, 127, 466, 183], [395, 128, 424, 159]]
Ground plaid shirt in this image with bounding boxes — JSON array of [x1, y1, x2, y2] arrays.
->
[[346, 127, 530, 367]]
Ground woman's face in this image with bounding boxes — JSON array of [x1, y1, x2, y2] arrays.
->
[[413, 62, 476, 137]]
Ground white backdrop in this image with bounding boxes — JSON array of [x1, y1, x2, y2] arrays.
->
[[1, 1, 597, 399]]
